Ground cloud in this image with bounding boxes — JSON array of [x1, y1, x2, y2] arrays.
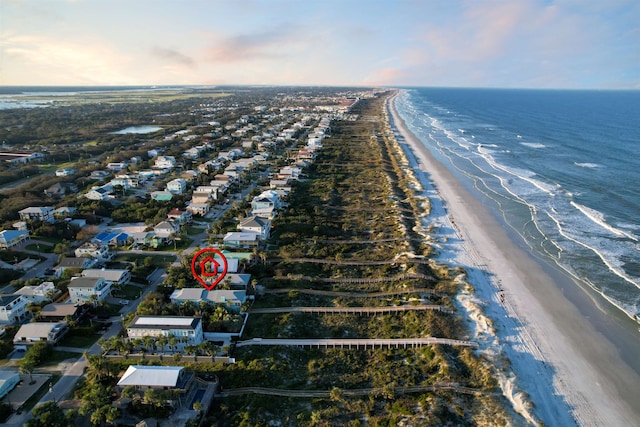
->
[[203, 27, 305, 64], [1, 35, 136, 85], [151, 47, 195, 68]]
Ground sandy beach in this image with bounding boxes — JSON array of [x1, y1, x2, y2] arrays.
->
[[387, 91, 640, 426]]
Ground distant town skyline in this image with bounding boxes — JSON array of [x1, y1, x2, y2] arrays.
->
[[1, 0, 638, 89]]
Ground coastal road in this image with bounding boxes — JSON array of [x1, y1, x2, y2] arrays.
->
[[3, 267, 167, 426]]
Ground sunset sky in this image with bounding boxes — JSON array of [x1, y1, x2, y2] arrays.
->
[[1, 0, 638, 89]]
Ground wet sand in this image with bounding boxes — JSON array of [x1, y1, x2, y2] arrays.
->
[[387, 91, 640, 426]]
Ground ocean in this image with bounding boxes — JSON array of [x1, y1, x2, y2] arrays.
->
[[394, 87, 640, 323]]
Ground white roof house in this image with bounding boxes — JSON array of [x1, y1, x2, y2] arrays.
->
[[68, 277, 111, 304], [117, 365, 186, 388], [126, 316, 204, 350], [223, 231, 260, 248], [170, 288, 247, 311], [82, 269, 131, 285], [13, 322, 68, 349], [13, 281, 57, 303], [75, 242, 112, 261]]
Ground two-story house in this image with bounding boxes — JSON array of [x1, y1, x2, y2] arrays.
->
[[18, 206, 55, 223], [237, 215, 271, 240], [0, 294, 28, 325], [167, 208, 193, 225], [0, 229, 30, 249], [68, 277, 111, 304], [126, 316, 204, 352], [74, 242, 112, 262], [170, 289, 247, 313], [81, 269, 131, 286], [166, 178, 187, 194], [13, 281, 58, 303]]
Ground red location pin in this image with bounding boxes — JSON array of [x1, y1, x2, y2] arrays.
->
[[191, 248, 228, 291]]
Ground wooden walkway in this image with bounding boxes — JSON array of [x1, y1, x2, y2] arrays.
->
[[220, 383, 483, 398], [272, 274, 434, 284], [236, 338, 477, 349], [249, 305, 453, 315], [263, 287, 442, 298]]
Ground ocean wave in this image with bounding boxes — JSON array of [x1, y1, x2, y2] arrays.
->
[[571, 202, 638, 242], [574, 162, 600, 169], [520, 142, 546, 149]]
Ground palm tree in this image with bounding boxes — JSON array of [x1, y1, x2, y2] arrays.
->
[[131, 338, 144, 353], [143, 335, 155, 353], [167, 334, 178, 353], [156, 335, 168, 355]]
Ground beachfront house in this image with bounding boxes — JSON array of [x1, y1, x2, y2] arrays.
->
[[116, 366, 195, 404], [126, 316, 204, 352], [169, 288, 247, 312], [223, 231, 260, 248]]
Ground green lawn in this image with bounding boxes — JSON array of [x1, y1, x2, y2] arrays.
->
[[25, 243, 54, 253], [30, 236, 62, 245], [113, 253, 175, 268], [58, 333, 101, 349], [186, 226, 206, 236], [41, 350, 82, 366], [112, 284, 143, 300]]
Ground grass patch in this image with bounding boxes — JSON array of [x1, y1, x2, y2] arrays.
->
[[58, 333, 101, 349], [25, 243, 54, 253], [41, 350, 82, 366], [113, 253, 176, 268], [112, 284, 143, 300], [105, 302, 124, 315], [30, 236, 62, 245], [185, 226, 205, 236]]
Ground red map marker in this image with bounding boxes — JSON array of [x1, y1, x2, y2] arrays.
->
[[191, 248, 228, 291]]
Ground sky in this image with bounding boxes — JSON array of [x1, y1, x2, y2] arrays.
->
[[1, 0, 638, 89]]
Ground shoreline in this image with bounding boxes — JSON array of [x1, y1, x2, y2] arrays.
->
[[386, 90, 640, 426]]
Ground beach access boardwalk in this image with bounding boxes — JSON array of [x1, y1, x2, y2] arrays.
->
[[263, 287, 442, 298], [270, 274, 435, 284], [236, 337, 478, 349], [220, 383, 483, 398], [249, 305, 453, 315], [268, 257, 432, 265]]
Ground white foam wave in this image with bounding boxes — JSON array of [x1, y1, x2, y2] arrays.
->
[[520, 142, 546, 149], [571, 202, 638, 242], [574, 162, 600, 169]]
